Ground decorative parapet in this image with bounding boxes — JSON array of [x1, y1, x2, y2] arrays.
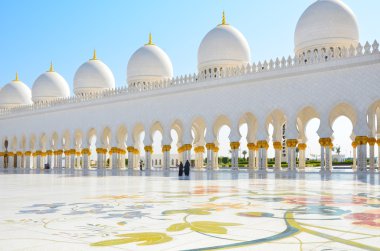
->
[[0, 40, 379, 117]]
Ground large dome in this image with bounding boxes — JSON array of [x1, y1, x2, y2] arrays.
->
[[198, 13, 250, 74], [0, 73, 32, 109], [32, 64, 70, 103], [73, 51, 115, 95], [295, 0, 359, 55], [127, 34, 173, 86]]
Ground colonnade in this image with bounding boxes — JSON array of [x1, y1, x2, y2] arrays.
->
[[1, 135, 379, 173]]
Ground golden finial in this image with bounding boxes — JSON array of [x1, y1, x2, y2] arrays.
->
[[14, 72, 19, 81], [221, 11, 227, 25], [49, 61, 54, 72], [146, 33, 154, 45], [91, 49, 97, 60]]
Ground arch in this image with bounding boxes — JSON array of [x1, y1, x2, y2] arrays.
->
[[329, 103, 357, 129], [132, 123, 145, 148], [51, 132, 59, 149], [101, 127, 112, 149], [191, 116, 207, 146], [10, 136, 18, 152], [19, 134, 27, 151], [213, 115, 232, 141], [238, 112, 258, 142], [297, 106, 320, 142], [149, 121, 163, 143], [116, 124, 127, 148], [367, 99, 380, 137], [265, 109, 286, 142], [74, 129, 84, 149], [29, 134, 37, 151], [39, 133, 48, 150], [62, 130, 71, 150], [87, 128, 97, 146], [171, 119, 184, 146]]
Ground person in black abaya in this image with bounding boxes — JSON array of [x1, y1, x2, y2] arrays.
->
[[179, 162, 184, 177], [184, 160, 190, 176]]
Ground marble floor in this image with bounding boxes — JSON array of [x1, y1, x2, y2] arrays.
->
[[0, 169, 379, 251]]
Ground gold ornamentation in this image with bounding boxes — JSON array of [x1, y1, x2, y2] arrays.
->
[[48, 61, 54, 72], [194, 146, 205, 153], [230, 142, 240, 150], [24, 151, 32, 156], [96, 148, 107, 154], [355, 136, 368, 145], [352, 141, 357, 148], [127, 146, 135, 152], [257, 140, 269, 149], [162, 145, 171, 152], [273, 142, 282, 150], [144, 146, 153, 153], [82, 148, 91, 155], [213, 146, 219, 152], [16, 151, 23, 156], [14, 72, 19, 81], [319, 138, 332, 147], [7, 152, 14, 157], [368, 138, 376, 146], [0, 152, 4, 157], [247, 143, 255, 151], [221, 11, 227, 25], [206, 143, 215, 150], [298, 143, 307, 151], [183, 144, 192, 151], [377, 139, 380, 146], [91, 49, 97, 60], [145, 33, 154, 46], [286, 139, 298, 148], [46, 150, 53, 155]]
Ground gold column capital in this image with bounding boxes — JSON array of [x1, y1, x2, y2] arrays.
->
[[230, 142, 240, 150]]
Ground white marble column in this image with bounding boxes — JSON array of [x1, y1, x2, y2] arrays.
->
[[110, 147, 119, 169], [8, 153, 15, 168], [16, 152, 22, 168], [286, 139, 298, 171], [162, 145, 171, 170], [46, 151, 53, 168], [96, 148, 106, 169], [377, 139, 380, 170], [82, 148, 90, 169], [368, 138, 376, 172], [194, 146, 205, 170], [182, 144, 192, 164], [230, 142, 240, 170], [356, 136, 368, 172], [206, 143, 214, 170], [351, 142, 357, 171], [213, 146, 219, 170], [144, 146, 153, 170], [70, 150, 76, 169], [247, 143, 256, 170], [273, 142, 282, 171], [257, 140, 268, 171], [298, 143, 307, 171], [25, 151, 32, 169]]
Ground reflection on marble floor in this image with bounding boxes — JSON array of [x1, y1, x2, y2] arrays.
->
[[0, 170, 379, 251]]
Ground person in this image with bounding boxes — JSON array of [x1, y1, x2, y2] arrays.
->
[[139, 161, 143, 171], [184, 160, 190, 176], [178, 162, 184, 177]]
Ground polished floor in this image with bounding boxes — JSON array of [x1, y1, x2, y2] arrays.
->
[[0, 169, 379, 251]]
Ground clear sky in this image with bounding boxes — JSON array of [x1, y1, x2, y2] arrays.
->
[[0, 0, 379, 158]]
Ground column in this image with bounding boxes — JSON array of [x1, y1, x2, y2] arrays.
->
[[127, 146, 134, 169], [46, 150, 53, 168], [257, 140, 268, 171], [247, 143, 256, 170], [162, 145, 171, 170], [0, 152, 4, 168], [194, 146, 205, 170], [82, 148, 90, 169], [286, 139, 298, 171], [41, 152, 47, 169], [213, 146, 219, 170], [368, 138, 376, 172], [319, 138, 331, 172], [35, 151, 42, 169], [8, 152, 15, 168], [273, 141, 282, 171], [352, 141, 357, 171], [206, 143, 215, 170], [16, 152, 23, 168], [110, 147, 119, 169], [298, 143, 307, 171], [144, 146, 153, 170], [325, 142, 333, 172], [119, 149, 126, 169], [230, 142, 240, 170], [355, 136, 368, 172], [75, 151, 81, 168], [25, 151, 32, 169], [96, 148, 106, 169], [56, 150, 63, 169], [133, 148, 140, 170]]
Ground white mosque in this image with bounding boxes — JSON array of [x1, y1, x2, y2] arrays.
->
[[0, 0, 379, 173]]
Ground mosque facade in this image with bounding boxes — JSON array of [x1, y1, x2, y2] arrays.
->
[[0, 0, 379, 172]]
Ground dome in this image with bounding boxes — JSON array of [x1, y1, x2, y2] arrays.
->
[[127, 34, 173, 86], [73, 51, 115, 95], [198, 13, 250, 73], [32, 63, 70, 103], [295, 0, 359, 55], [0, 73, 32, 109]]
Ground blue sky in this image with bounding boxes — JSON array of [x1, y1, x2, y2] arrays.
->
[[0, 0, 379, 88], [0, 0, 379, 157]]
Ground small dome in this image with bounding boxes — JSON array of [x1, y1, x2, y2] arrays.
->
[[127, 34, 173, 86], [0, 73, 32, 109], [198, 13, 250, 73], [32, 63, 70, 103], [295, 0, 359, 55], [73, 51, 115, 95]]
